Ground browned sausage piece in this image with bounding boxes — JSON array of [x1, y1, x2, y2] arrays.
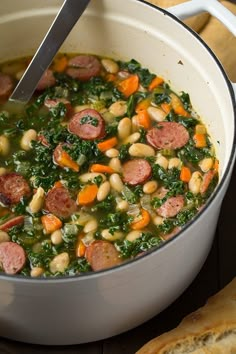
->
[[68, 109, 105, 140], [45, 186, 77, 218], [0, 216, 25, 231], [156, 195, 185, 218], [36, 69, 56, 91], [161, 226, 181, 241], [200, 169, 215, 195], [44, 98, 74, 118], [66, 55, 102, 81], [146, 122, 189, 150], [0, 241, 26, 274], [0, 73, 13, 98], [122, 159, 152, 186], [85, 240, 122, 271], [0, 173, 31, 206]]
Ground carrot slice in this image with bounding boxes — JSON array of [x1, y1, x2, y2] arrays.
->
[[180, 166, 192, 183], [77, 184, 98, 206], [97, 137, 118, 152], [106, 73, 116, 82], [131, 209, 150, 230], [90, 164, 115, 174], [213, 159, 219, 172], [56, 150, 79, 172], [76, 233, 86, 257], [41, 214, 62, 234], [193, 134, 207, 148], [161, 102, 171, 114], [135, 98, 151, 113], [53, 56, 68, 72], [54, 181, 63, 188], [136, 109, 151, 130], [117, 74, 139, 97], [148, 76, 164, 91]]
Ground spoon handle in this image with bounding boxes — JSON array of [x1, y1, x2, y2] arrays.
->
[[10, 0, 90, 104]]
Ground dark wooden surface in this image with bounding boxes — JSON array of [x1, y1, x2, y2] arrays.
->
[[0, 161, 235, 353]]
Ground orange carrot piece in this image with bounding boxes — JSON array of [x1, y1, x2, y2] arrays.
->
[[131, 209, 150, 230], [135, 98, 151, 113], [170, 94, 190, 117], [77, 184, 98, 206], [136, 109, 151, 130], [57, 150, 79, 172], [148, 76, 164, 91], [180, 166, 192, 183], [54, 181, 63, 188], [76, 234, 87, 257], [97, 137, 118, 152], [193, 134, 207, 148], [213, 159, 219, 172], [41, 214, 62, 234], [117, 74, 139, 97], [90, 164, 115, 174], [106, 73, 116, 82], [174, 105, 190, 117], [53, 56, 68, 73], [161, 103, 171, 114]]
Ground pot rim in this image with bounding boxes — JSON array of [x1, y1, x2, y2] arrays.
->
[[1, 0, 235, 283]]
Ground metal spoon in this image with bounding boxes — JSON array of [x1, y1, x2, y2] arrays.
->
[[9, 0, 90, 104]]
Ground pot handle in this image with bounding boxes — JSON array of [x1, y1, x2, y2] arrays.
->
[[168, 0, 236, 97]]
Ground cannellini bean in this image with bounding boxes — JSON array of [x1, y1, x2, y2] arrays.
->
[[74, 212, 94, 226], [118, 117, 132, 140], [109, 100, 127, 117], [143, 180, 158, 194], [30, 267, 44, 277], [126, 230, 142, 242], [152, 215, 164, 226], [109, 157, 122, 173], [199, 157, 213, 173], [0, 167, 7, 176], [105, 148, 119, 158], [129, 143, 155, 157], [79, 172, 106, 183], [195, 124, 206, 134], [168, 157, 181, 169], [147, 106, 166, 122], [188, 171, 202, 195], [28, 187, 45, 214], [20, 129, 37, 151], [101, 58, 119, 74], [109, 173, 124, 193], [97, 181, 111, 201], [131, 115, 139, 132], [0, 230, 10, 243], [116, 199, 129, 212], [101, 229, 124, 241], [156, 154, 168, 169], [74, 104, 91, 113], [51, 229, 63, 245], [49, 252, 70, 274], [0, 135, 10, 156], [123, 132, 141, 145], [83, 219, 98, 233]]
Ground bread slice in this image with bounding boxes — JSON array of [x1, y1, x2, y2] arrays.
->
[[136, 278, 236, 354]]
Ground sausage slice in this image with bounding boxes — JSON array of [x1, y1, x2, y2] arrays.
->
[[122, 159, 152, 186], [68, 109, 105, 140], [147, 122, 189, 149], [156, 195, 185, 218], [0, 173, 31, 206], [45, 186, 77, 218], [36, 69, 56, 91], [0, 216, 24, 231], [44, 98, 73, 118], [0, 241, 26, 274], [66, 55, 102, 81], [0, 73, 13, 98], [85, 240, 122, 271]]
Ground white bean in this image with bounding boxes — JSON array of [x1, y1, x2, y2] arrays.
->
[[118, 117, 132, 140], [83, 219, 98, 233], [116, 200, 129, 212], [131, 115, 139, 132], [109, 173, 124, 193], [168, 157, 181, 169], [101, 229, 124, 241], [123, 132, 141, 145], [109, 100, 127, 117], [147, 106, 166, 122], [152, 215, 164, 226], [143, 180, 158, 194], [101, 58, 119, 74], [129, 143, 155, 157], [109, 157, 122, 173], [0, 167, 7, 176], [0, 230, 10, 243], [28, 187, 45, 214], [198, 157, 213, 173], [20, 129, 37, 151], [105, 148, 119, 158], [97, 181, 111, 201], [30, 267, 44, 277], [0, 135, 10, 156], [49, 252, 70, 274], [126, 230, 142, 242], [156, 154, 168, 170], [51, 229, 63, 245], [188, 171, 202, 195], [79, 172, 106, 183]]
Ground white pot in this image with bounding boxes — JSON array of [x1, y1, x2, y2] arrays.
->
[[0, 0, 235, 345]]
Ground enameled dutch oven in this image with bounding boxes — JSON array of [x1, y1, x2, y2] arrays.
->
[[0, 0, 235, 345]]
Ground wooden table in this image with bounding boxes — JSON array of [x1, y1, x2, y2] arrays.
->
[[0, 158, 235, 354]]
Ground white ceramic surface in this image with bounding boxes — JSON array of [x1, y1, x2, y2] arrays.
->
[[0, 0, 235, 345]]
